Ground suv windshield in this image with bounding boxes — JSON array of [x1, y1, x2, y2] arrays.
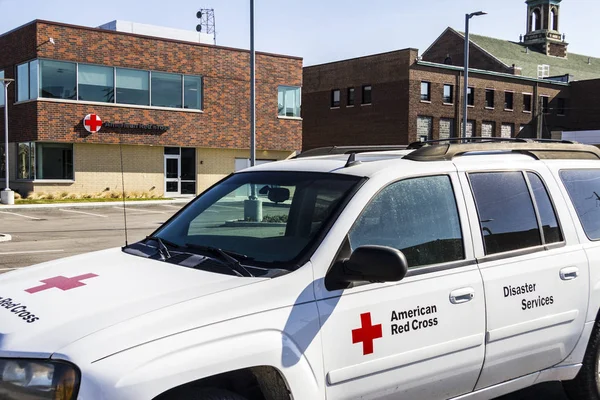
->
[[152, 171, 362, 269]]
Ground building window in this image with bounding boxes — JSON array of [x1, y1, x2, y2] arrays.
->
[[116, 68, 149, 106], [485, 89, 495, 108], [439, 118, 455, 139], [40, 60, 76, 100], [501, 123, 514, 138], [17, 142, 35, 180], [420, 82, 431, 102], [467, 87, 474, 106], [362, 85, 372, 105], [0, 70, 4, 106], [482, 121, 495, 138], [417, 116, 433, 141], [523, 93, 533, 112], [151, 72, 182, 108], [347, 87, 355, 106], [462, 120, 475, 138], [443, 84, 454, 104], [557, 98, 566, 116], [331, 89, 340, 108], [277, 86, 300, 117], [16, 60, 39, 102], [184, 75, 203, 110], [36, 143, 74, 180], [541, 96, 549, 114], [504, 92, 514, 110], [78, 64, 114, 103], [537, 64, 550, 79]]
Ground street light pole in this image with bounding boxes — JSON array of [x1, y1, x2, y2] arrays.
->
[[250, 0, 256, 168], [1, 78, 14, 205], [462, 11, 487, 140]]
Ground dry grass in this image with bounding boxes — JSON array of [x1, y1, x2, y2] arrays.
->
[[20, 190, 165, 202]]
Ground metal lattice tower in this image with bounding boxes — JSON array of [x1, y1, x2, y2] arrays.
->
[[196, 9, 216, 45]]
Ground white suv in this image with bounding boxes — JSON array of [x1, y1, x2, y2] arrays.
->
[[2, 139, 600, 400]]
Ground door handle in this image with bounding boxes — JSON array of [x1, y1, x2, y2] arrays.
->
[[450, 287, 475, 304], [560, 267, 579, 281]]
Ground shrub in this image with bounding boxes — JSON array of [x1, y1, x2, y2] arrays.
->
[[262, 214, 288, 223], [13, 192, 22, 200]]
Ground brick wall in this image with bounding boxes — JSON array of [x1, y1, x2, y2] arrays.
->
[[302, 49, 416, 150], [422, 29, 513, 74], [0, 20, 302, 151]]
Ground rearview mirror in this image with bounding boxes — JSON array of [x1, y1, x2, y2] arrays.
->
[[268, 187, 290, 203]]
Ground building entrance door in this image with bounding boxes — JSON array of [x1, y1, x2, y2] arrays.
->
[[164, 155, 180, 196]]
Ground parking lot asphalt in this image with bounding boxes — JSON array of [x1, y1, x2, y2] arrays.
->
[[0, 203, 570, 400]]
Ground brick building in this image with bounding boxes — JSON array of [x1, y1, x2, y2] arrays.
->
[[303, 0, 600, 150], [0, 20, 302, 197]]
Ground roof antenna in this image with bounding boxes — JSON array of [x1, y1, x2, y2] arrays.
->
[[119, 138, 129, 247], [344, 153, 362, 168]]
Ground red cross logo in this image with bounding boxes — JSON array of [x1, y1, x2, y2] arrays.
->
[[83, 114, 102, 133], [352, 312, 383, 355], [25, 273, 99, 294]]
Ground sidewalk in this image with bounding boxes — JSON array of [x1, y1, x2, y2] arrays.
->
[[0, 197, 193, 210]]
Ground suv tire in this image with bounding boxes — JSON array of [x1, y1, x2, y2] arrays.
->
[[564, 321, 600, 400], [191, 388, 248, 400]]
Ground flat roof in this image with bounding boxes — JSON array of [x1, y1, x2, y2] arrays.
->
[[0, 19, 303, 61]]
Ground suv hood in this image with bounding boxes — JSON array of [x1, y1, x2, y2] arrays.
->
[[0, 248, 267, 358]]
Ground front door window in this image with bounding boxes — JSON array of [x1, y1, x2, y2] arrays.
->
[[164, 155, 180, 195]]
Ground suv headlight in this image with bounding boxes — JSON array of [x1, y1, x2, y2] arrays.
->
[[0, 358, 80, 400]]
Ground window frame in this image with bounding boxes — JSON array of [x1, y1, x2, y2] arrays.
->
[[347, 87, 355, 107], [34, 142, 75, 181], [16, 59, 39, 103], [523, 93, 533, 113], [361, 84, 372, 105], [504, 91, 514, 111], [485, 88, 495, 109], [467, 86, 475, 107], [557, 97, 566, 116], [443, 84, 454, 105], [420, 81, 431, 102], [277, 85, 301, 118], [344, 173, 471, 278], [540, 95, 550, 114], [331, 89, 340, 108], [467, 169, 565, 261]]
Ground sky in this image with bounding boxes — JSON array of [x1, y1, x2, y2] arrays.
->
[[0, 0, 599, 66]]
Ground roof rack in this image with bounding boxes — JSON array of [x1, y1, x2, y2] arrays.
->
[[295, 145, 408, 158], [404, 138, 600, 162]]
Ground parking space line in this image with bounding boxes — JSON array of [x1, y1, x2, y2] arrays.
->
[[59, 209, 108, 218], [112, 207, 166, 214], [0, 250, 64, 255], [0, 211, 43, 221], [213, 204, 239, 210], [160, 204, 183, 209]]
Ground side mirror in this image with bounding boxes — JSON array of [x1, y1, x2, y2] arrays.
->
[[344, 245, 408, 283]]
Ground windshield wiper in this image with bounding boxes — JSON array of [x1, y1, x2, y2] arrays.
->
[[184, 243, 254, 277], [145, 235, 177, 260]]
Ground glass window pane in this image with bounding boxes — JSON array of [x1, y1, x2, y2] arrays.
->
[[349, 175, 464, 268], [362, 85, 372, 104], [527, 172, 563, 244], [151, 72, 182, 108], [467, 87, 474, 106], [184, 75, 202, 110], [0, 70, 4, 106], [470, 172, 541, 254], [35, 143, 73, 180], [79, 64, 114, 103], [181, 181, 196, 195], [29, 60, 38, 99], [181, 147, 196, 181], [116, 68, 149, 106], [420, 82, 430, 101], [17, 63, 29, 102], [278, 86, 300, 117], [17, 142, 33, 179], [40, 60, 76, 100], [560, 170, 600, 240]]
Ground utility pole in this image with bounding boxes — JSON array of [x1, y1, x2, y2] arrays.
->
[[1, 78, 14, 205], [462, 11, 487, 140], [250, 0, 256, 168]]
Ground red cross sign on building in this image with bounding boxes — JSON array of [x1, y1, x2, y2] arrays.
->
[[83, 114, 102, 133], [25, 273, 99, 294], [352, 312, 383, 355]]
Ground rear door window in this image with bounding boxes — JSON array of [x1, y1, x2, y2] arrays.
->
[[561, 169, 600, 240], [470, 172, 542, 254], [527, 172, 563, 244]]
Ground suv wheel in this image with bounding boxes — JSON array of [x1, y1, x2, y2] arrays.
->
[[191, 388, 248, 400], [564, 321, 600, 400]]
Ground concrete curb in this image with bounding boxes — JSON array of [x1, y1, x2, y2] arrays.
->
[[0, 234, 12, 242], [0, 198, 193, 210]]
